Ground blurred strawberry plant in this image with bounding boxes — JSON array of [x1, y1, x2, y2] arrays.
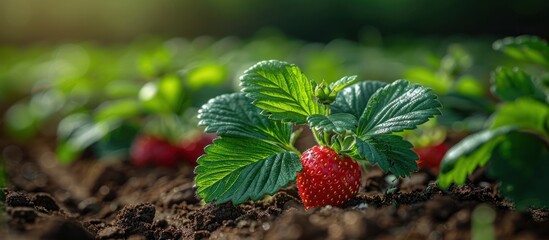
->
[[56, 65, 227, 166], [0, 35, 504, 168], [404, 44, 495, 132], [438, 36, 549, 210]]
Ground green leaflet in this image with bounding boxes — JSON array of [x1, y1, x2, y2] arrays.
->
[[491, 67, 546, 102], [493, 35, 549, 67], [357, 80, 442, 135], [56, 113, 119, 164], [331, 80, 439, 177], [240, 60, 322, 123], [196, 92, 299, 204], [198, 93, 292, 144], [329, 75, 358, 92], [355, 137, 388, 170], [356, 135, 418, 177], [195, 137, 301, 204], [331, 81, 387, 119], [139, 75, 186, 114], [95, 99, 142, 122], [404, 67, 451, 95], [438, 127, 515, 188], [490, 98, 549, 138], [488, 131, 549, 210], [307, 113, 357, 134]]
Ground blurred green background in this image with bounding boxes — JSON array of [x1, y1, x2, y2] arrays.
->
[[1, 0, 548, 43], [0, 0, 547, 165]]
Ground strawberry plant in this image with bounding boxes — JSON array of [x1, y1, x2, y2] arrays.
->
[[56, 70, 222, 166], [195, 60, 442, 207], [438, 36, 549, 210]]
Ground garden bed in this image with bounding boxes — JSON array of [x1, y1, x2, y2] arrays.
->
[[2, 141, 548, 240]]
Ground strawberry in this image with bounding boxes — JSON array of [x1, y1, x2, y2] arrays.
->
[[296, 145, 361, 209], [179, 133, 216, 166], [414, 142, 450, 173], [130, 135, 183, 167]]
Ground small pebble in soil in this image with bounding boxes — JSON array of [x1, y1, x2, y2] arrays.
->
[[162, 183, 199, 207], [98, 185, 117, 202], [283, 199, 303, 210], [262, 222, 270, 231], [78, 197, 101, 215], [353, 203, 369, 209], [154, 219, 169, 228]]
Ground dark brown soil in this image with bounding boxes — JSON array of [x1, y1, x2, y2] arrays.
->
[[2, 142, 548, 240]]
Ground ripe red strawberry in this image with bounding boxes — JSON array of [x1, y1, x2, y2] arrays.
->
[[179, 133, 216, 166], [414, 142, 450, 173], [297, 145, 361, 209], [130, 135, 182, 167]]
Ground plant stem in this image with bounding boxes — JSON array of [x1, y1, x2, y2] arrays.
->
[[323, 131, 331, 146], [312, 128, 325, 146], [324, 104, 331, 116], [285, 143, 301, 155], [268, 141, 301, 156]]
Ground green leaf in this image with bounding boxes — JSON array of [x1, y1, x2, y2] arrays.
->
[[198, 93, 292, 144], [240, 60, 322, 123], [307, 113, 357, 134], [93, 123, 139, 158], [158, 75, 185, 111], [490, 98, 549, 137], [139, 75, 186, 114], [329, 75, 357, 92], [331, 81, 387, 119], [493, 35, 549, 66], [438, 127, 515, 188], [357, 80, 442, 135], [195, 137, 301, 204], [488, 131, 549, 210], [95, 99, 142, 122], [57, 115, 118, 164], [186, 63, 227, 90], [355, 138, 389, 170], [455, 75, 485, 97], [491, 67, 546, 102], [357, 135, 418, 177], [105, 81, 141, 98], [404, 67, 451, 95]]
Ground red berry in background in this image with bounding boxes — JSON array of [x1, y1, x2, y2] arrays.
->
[[297, 145, 361, 209], [179, 133, 216, 166], [414, 142, 450, 173], [130, 135, 182, 167]]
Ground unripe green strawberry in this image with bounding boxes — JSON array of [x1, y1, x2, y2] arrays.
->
[[297, 145, 361, 209]]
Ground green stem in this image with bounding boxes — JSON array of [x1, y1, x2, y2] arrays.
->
[[323, 131, 331, 146], [263, 138, 302, 156], [312, 128, 325, 146], [269, 141, 301, 156], [324, 104, 331, 116], [284, 143, 301, 156]]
